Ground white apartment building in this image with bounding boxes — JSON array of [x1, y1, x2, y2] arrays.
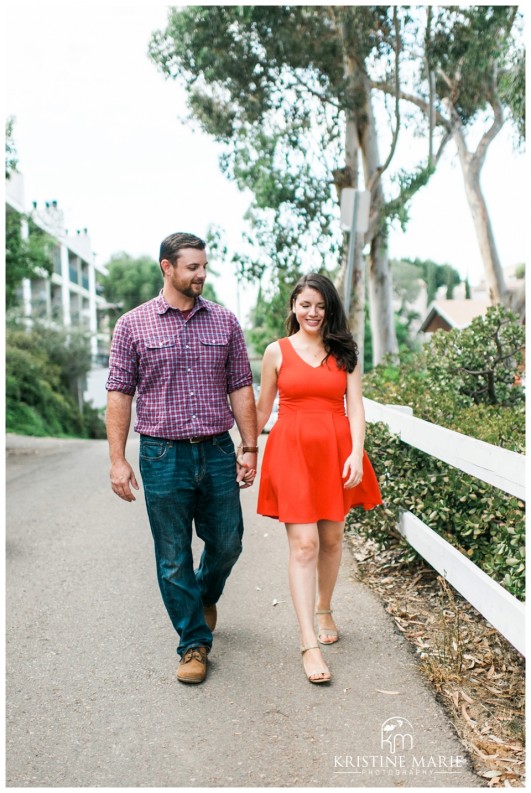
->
[[6, 170, 110, 365]]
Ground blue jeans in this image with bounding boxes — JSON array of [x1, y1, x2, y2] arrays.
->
[[139, 432, 243, 656]]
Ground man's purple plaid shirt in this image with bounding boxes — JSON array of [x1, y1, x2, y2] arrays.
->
[[106, 292, 253, 439]]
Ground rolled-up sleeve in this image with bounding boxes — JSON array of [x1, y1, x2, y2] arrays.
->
[[226, 318, 253, 393], [105, 315, 138, 396]]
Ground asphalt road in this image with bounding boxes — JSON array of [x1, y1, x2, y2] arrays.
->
[[6, 433, 482, 788]]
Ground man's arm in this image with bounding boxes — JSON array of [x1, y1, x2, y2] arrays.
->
[[107, 391, 139, 502], [229, 385, 258, 487]]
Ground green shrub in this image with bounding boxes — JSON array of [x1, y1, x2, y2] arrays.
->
[[352, 307, 525, 600], [350, 422, 525, 599], [426, 305, 525, 407], [6, 325, 106, 439], [6, 402, 50, 437]]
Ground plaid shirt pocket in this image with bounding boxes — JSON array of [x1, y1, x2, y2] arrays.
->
[[198, 335, 229, 372]]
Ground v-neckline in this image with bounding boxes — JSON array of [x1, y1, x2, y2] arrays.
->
[[286, 337, 325, 369]]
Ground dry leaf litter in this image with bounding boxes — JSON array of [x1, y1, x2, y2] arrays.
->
[[347, 531, 525, 788]]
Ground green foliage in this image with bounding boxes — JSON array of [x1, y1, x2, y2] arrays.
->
[[5, 119, 54, 307], [6, 210, 54, 309], [147, 6, 434, 301], [364, 306, 525, 439], [6, 325, 106, 439], [428, 6, 520, 126], [352, 306, 525, 599], [247, 277, 297, 358], [102, 253, 162, 327], [426, 305, 525, 406], [364, 355, 525, 453], [102, 249, 223, 322], [149, 6, 523, 368], [499, 47, 525, 148], [401, 257, 461, 303], [5, 116, 18, 177], [349, 422, 525, 599], [385, 164, 435, 231]]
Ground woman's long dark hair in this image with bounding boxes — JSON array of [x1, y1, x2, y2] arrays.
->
[[285, 273, 359, 372]]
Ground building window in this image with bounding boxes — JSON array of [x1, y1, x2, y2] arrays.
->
[[31, 278, 49, 320], [81, 297, 90, 329], [70, 292, 80, 325], [69, 253, 80, 284], [51, 284, 62, 321], [50, 244, 62, 275], [81, 263, 90, 291]]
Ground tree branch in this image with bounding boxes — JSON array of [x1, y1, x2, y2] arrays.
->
[[434, 129, 452, 164], [367, 7, 401, 192], [473, 73, 505, 169], [371, 80, 452, 131], [286, 70, 341, 110], [459, 346, 523, 377]]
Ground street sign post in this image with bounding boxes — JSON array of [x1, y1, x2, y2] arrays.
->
[[340, 189, 370, 313]]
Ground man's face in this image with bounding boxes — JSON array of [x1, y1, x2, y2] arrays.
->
[[164, 248, 208, 298]]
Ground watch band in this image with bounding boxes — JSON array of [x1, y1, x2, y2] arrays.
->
[[241, 446, 259, 453]]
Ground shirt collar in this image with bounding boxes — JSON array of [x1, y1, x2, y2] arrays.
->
[[155, 290, 211, 316]]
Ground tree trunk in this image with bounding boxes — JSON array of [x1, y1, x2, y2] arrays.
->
[[334, 54, 366, 367], [453, 136, 507, 305], [345, 117, 366, 369], [360, 84, 399, 365], [335, 14, 397, 366], [367, 230, 397, 364]]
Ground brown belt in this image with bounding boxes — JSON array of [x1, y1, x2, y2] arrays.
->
[[183, 434, 222, 444]]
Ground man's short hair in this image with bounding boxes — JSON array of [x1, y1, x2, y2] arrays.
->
[[159, 232, 206, 265]]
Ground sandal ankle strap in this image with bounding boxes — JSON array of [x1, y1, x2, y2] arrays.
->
[[300, 644, 319, 654]]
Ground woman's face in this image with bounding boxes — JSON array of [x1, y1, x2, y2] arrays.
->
[[293, 286, 326, 334]]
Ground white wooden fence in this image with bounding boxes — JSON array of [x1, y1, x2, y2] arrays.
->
[[363, 398, 526, 656]]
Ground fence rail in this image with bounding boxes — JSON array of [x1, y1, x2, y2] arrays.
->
[[363, 398, 526, 656], [363, 399, 525, 500]]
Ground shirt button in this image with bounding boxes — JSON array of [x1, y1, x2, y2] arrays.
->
[[190, 392, 194, 396]]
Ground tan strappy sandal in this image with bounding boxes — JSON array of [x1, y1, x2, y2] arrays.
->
[[300, 644, 332, 684], [316, 609, 339, 645]]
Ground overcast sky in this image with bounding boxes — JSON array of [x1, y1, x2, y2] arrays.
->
[[5, 2, 526, 323]]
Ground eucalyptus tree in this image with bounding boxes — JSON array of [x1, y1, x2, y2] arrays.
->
[[374, 6, 524, 305], [149, 6, 433, 364]]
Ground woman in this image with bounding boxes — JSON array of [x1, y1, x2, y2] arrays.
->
[[256, 274, 382, 684]]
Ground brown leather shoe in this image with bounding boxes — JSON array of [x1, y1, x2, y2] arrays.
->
[[176, 647, 208, 684], [203, 603, 217, 632]]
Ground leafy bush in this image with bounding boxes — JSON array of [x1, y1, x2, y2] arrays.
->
[[350, 307, 525, 600], [5, 209, 54, 309], [363, 306, 525, 451], [426, 305, 525, 407], [350, 423, 525, 599], [6, 325, 106, 439]]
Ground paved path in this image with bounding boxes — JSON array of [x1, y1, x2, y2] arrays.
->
[[6, 433, 482, 787]]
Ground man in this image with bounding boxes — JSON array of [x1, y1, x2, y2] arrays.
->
[[106, 232, 257, 684]]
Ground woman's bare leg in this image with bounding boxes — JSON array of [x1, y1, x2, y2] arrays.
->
[[285, 522, 330, 681], [316, 520, 344, 641]]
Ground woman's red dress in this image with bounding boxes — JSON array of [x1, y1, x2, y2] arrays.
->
[[257, 337, 382, 523]]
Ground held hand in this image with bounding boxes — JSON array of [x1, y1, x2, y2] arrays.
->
[[110, 459, 140, 502], [342, 453, 363, 489], [236, 451, 257, 489]]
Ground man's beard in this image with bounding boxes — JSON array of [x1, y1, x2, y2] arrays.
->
[[180, 282, 204, 298]]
